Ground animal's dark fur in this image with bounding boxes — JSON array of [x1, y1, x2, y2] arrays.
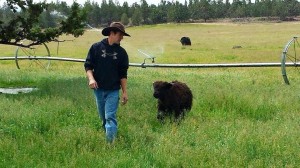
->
[[180, 37, 191, 46], [153, 80, 193, 122]]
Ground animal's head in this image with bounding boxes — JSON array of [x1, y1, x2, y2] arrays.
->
[[153, 81, 173, 99]]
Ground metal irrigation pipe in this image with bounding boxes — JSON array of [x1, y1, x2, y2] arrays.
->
[[1, 56, 299, 68], [133, 62, 297, 68], [0, 56, 84, 63]]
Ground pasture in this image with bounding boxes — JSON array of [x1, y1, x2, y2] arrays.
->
[[1, 22, 300, 167]]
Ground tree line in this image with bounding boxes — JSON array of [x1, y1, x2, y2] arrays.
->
[[1, 0, 300, 28]]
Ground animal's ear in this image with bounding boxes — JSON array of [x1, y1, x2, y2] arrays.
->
[[165, 82, 173, 89], [153, 81, 159, 87]]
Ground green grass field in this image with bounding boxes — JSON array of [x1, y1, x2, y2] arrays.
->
[[1, 22, 300, 167]]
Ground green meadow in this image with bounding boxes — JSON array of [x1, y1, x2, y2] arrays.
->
[[1, 22, 300, 167]]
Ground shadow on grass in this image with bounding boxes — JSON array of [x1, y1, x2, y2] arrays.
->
[[0, 76, 104, 131], [1, 77, 91, 104]]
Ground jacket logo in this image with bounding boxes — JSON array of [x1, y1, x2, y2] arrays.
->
[[101, 50, 117, 59]]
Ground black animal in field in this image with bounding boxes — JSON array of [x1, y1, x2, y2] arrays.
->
[[153, 80, 193, 122], [180, 37, 191, 46]]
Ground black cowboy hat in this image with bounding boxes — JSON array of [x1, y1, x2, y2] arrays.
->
[[102, 22, 130, 37]]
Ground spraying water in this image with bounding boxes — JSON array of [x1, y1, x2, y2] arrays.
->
[[137, 45, 165, 63]]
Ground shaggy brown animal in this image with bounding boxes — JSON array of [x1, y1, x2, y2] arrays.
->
[[153, 80, 193, 122]]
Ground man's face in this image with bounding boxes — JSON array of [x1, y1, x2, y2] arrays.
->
[[110, 31, 124, 44]]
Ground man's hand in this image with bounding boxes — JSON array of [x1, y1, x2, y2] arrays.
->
[[86, 70, 98, 89], [121, 92, 128, 105], [89, 79, 98, 89]]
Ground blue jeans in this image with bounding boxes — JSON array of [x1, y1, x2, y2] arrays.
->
[[93, 89, 119, 143]]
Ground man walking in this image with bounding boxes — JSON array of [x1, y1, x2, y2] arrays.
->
[[84, 22, 130, 143]]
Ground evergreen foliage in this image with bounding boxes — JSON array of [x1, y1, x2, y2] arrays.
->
[[0, 0, 86, 48]]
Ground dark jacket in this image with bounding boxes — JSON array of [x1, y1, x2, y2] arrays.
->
[[84, 38, 129, 90]]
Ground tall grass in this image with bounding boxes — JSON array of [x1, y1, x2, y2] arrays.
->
[[1, 22, 300, 167]]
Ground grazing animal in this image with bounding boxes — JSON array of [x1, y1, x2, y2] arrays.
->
[[180, 37, 191, 46], [153, 80, 193, 122], [232, 45, 242, 49]]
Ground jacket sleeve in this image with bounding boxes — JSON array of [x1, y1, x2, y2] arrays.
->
[[84, 45, 95, 72], [119, 49, 129, 79]]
